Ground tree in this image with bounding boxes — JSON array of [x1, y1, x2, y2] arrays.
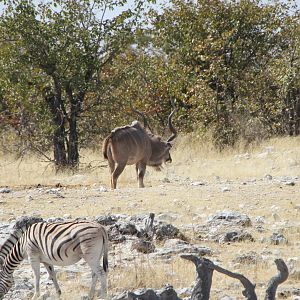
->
[[0, 0, 145, 169], [147, 0, 299, 147]]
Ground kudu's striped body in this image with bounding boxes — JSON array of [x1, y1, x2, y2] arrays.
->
[[0, 221, 108, 300], [103, 107, 177, 189]]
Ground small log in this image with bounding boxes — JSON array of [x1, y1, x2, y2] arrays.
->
[[143, 213, 155, 240], [212, 263, 257, 300], [181, 254, 257, 300], [264, 259, 289, 300], [181, 254, 214, 300]]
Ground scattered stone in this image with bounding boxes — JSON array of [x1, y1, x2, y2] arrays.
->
[[0, 188, 11, 193], [98, 186, 108, 192], [131, 239, 155, 254], [221, 187, 230, 192], [155, 223, 183, 241], [109, 227, 126, 243], [45, 188, 65, 198], [117, 221, 138, 235], [156, 239, 212, 258], [13, 216, 44, 230], [277, 288, 300, 298], [208, 211, 252, 227], [272, 213, 281, 222], [255, 216, 266, 224], [290, 269, 300, 280], [232, 251, 262, 264], [190, 181, 205, 186], [219, 296, 235, 300], [95, 215, 118, 226], [46, 217, 65, 223], [235, 153, 250, 160], [270, 233, 288, 245], [156, 213, 179, 223], [113, 285, 181, 300], [162, 178, 170, 183], [285, 181, 295, 186], [219, 231, 254, 243], [25, 195, 33, 202], [264, 174, 273, 180]]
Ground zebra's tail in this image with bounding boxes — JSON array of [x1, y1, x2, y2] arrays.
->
[[102, 232, 109, 272]]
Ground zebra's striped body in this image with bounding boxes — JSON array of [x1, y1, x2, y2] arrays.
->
[[0, 221, 108, 300]]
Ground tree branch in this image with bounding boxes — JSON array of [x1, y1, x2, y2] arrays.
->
[[265, 259, 289, 300]]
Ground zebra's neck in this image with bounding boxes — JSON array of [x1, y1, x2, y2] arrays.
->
[[2, 234, 27, 276], [0, 228, 25, 266]]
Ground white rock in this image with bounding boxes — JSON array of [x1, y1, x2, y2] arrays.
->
[[190, 181, 205, 186], [0, 188, 11, 193], [98, 186, 108, 192]]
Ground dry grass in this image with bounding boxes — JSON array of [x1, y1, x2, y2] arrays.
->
[[1, 135, 300, 299], [1, 135, 299, 187]]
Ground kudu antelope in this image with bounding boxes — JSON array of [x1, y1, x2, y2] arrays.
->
[[102, 106, 177, 189]]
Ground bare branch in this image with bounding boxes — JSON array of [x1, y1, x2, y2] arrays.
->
[[181, 254, 214, 300], [212, 262, 257, 300], [181, 254, 257, 300], [265, 259, 289, 300]]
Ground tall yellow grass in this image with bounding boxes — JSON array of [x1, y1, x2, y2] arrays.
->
[[0, 135, 299, 187]]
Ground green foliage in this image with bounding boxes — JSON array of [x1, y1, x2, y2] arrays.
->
[[0, 0, 299, 161], [0, 0, 147, 165], [145, 0, 300, 147]]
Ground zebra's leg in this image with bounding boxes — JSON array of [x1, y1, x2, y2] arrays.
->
[[84, 257, 107, 299], [88, 271, 98, 299], [29, 258, 41, 300], [43, 263, 62, 297]]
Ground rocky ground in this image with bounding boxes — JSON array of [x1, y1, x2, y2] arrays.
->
[[0, 142, 300, 299]]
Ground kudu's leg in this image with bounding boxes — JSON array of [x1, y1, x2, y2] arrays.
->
[[108, 159, 115, 189], [43, 263, 61, 296], [136, 162, 146, 188], [112, 163, 126, 189]]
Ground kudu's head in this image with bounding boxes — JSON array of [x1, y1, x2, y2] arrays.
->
[[131, 102, 177, 169]]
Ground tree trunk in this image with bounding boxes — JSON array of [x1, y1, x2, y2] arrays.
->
[[68, 105, 79, 167], [44, 83, 67, 170], [66, 82, 80, 168]]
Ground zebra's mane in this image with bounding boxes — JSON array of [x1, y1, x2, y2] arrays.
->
[[0, 216, 43, 266]]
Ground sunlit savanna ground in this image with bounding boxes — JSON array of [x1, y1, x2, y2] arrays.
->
[[0, 135, 300, 299]]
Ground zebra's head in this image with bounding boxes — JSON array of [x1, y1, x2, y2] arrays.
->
[[0, 271, 13, 298]]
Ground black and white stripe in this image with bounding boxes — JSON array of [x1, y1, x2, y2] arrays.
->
[[0, 229, 26, 267], [0, 221, 108, 300]]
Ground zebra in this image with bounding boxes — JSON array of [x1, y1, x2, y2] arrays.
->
[[0, 216, 43, 266], [0, 220, 109, 300]]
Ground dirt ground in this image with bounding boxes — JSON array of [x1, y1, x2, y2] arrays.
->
[[0, 136, 300, 299]]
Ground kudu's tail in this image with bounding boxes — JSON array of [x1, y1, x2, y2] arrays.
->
[[102, 135, 112, 160]]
